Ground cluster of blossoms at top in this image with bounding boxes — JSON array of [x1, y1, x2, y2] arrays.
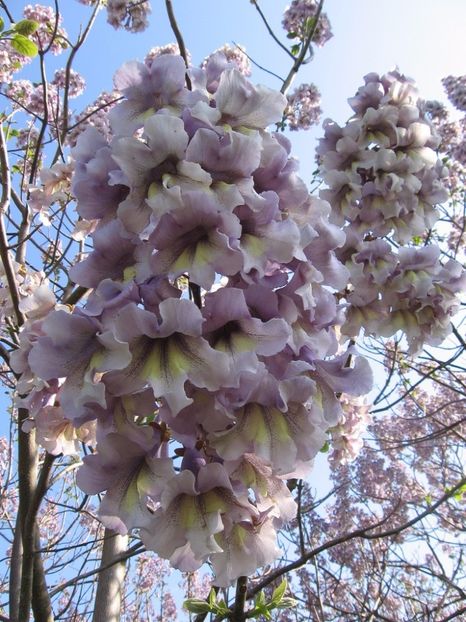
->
[[106, 0, 151, 32], [1, 4, 69, 138], [317, 71, 466, 351], [282, 0, 333, 47], [76, 0, 151, 32], [285, 82, 321, 131], [12, 51, 374, 585]]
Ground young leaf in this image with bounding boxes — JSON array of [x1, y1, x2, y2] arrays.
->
[[183, 599, 212, 614], [276, 597, 298, 609], [213, 599, 230, 616], [255, 590, 267, 607], [305, 16, 316, 32], [0, 17, 4, 32], [271, 579, 288, 605], [319, 440, 330, 453], [13, 19, 39, 36], [208, 587, 217, 607], [11, 34, 38, 57]]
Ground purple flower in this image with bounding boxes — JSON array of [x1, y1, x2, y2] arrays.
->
[[109, 55, 189, 136], [77, 424, 173, 534], [104, 299, 232, 415]]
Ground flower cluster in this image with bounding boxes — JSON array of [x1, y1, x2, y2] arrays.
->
[[202, 44, 251, 77], [67, 90, 119, 146], [106, 0, 151, 32], [0, 40, 31, 84], [5, 79, 59, 119], [329, 396, 370, 465], [0, 259, 55, 326], [282, 0, 333, 47], [51, 68, 86, 98], [317, 70, 465, 350], [346, 243, 465, 352], [442, 75, 466, 112], [28, 160, 74, 225], [14, 52, 373, 585], [24, 4, 68, 54], [285, 82, 321, 131], [144, 43, 191, 68], [318, 70, 448, 244], [424, 79, 466, 201]]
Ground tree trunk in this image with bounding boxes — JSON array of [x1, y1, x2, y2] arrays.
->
[[92, 528, 128, 622]]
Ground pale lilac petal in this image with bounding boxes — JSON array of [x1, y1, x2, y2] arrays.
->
[[215, 69, 286, 128]]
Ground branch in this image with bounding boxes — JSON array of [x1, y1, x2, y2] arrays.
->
[[49, 542, 144, 598], [16, 408, 38, 622], [164, 0, 192, 89], [63, 285, 88, 306], [250, 1, 295, 59], [92, 529, 128, 622], [247, 476, 466, 599], [231, 576, 248, 622], [56, 0, 103, 155], [0, 0, 14, 23], [280, 0, 325, 94]]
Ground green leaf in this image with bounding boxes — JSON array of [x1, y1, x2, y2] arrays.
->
[[183, 599, 212, 614], [320, 440, 330, 453], [0, 17, 4, 32], [286, 31, 298, 39], [11, 34, 38, 57], [208, 588, 217, 607], [13, 19, 39, 36], [291, 43, 300, 56], [453, 482, 466, 501], [213, 599, 230, 615], [5, 128, 19, 140], [305, 16, 316, 32], [271, 579, 288, 605], [255, 591, 267, 607], [277, 597, 298, 609]]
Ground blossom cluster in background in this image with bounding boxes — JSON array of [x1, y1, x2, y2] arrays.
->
[[282, 0, 333, 47], [317, 70, 466, 351]]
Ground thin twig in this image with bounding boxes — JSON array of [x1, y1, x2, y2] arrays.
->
[[250, 1, 295, 59], [281, 0, 325, 95], [247, 476, 466, 599], [164, 0, 192, 89]]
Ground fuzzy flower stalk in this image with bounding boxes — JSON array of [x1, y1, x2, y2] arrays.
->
[[11, 55, 462, 588]]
